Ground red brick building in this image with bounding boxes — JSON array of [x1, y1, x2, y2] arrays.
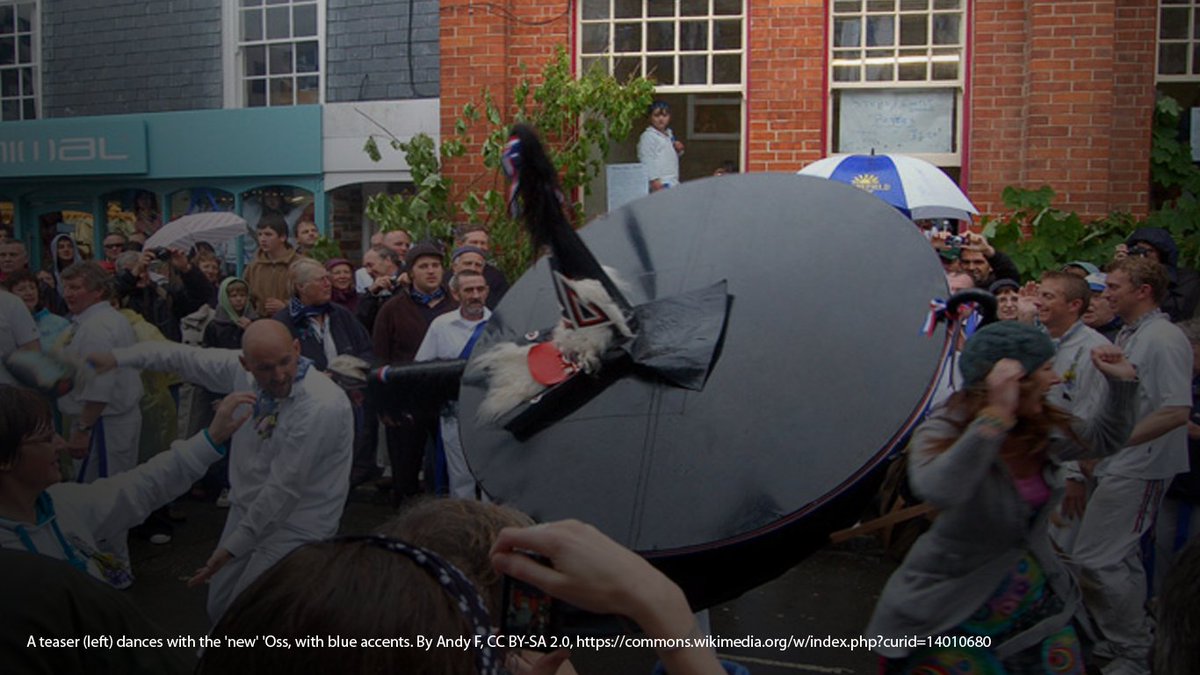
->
[[440, 1, 1161, 221]]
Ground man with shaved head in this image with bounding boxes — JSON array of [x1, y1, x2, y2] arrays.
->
[[89, 318, 353, 624]]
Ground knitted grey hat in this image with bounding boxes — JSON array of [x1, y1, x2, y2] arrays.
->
[[958, 321, 1055, 387]]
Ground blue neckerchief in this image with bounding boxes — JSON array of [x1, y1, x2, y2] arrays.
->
[[252, 356, 314, 439], [289, 297, 332, 322], [410, 286, 446, 306]]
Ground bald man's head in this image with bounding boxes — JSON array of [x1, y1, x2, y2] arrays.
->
[[239, 319, 302, 399], [0, 240, 28, 275]]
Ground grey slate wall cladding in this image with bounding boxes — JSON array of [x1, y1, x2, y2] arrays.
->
[[42, 0, 224, 118], [325, 0, 439, 102]]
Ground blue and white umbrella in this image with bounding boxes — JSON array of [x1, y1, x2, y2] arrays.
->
[[798, 153, 978, 222]]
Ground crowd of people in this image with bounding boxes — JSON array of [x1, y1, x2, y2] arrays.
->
[[0, 190, 1198, 674]]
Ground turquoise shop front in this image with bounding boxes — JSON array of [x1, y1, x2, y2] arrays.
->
[[0, 105, 324, 273]]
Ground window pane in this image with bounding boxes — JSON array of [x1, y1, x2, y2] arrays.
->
[[615, 22, 641, 52], [242, 9, 263, 41], [931, 60, 958, 80], [866, 15, 894, 46], [245, 45, 266, 76], [713, 19, 740, 50], [648, 1, 674, 17], [899, 14, 927, 46], [833, 65, 859, 82], [294, 4, 317, 37], [613, 56, 642, 81], [582, 23, 609, 53], [265, 0, 289, 4], [680, 54, 706, 83], [580, 55, 610, 75], [899, 0, 927, 9], [2, 99, 18, 120], [932, 14, 959, 44], [680, 0, 707, 17], [246, 79, 267, 106], [16, 33, 28, 63], [266, 6, 290, 40], [680, 20, 708, 50], [16, 2, 33, 31], [647, 55, 674, 84], [269, 77, 293, 106], [1, 70, 16, 96], [296, 40, 318, 73], [899, 61, 926, 80], [1193, 44, 1200, 74], [865, 62, 893, 81], [866, 0, 893, 12], [714, 0, 740, 15], [713, 54, 740, 83], [22, 97, 33, 120], [615, 0, 641, 19], [296, 75, 319, 104], [269, 43, 293, 75], [0, 38, 14, 66], [241, 0, 263, 6], [1160, 44, 1187, 75], [834, 0, 861, 12], [1161, 8, 1189, 40], [647, 22, 674, 51], [932, 0, 960, 8], [0, 6, 12, 34], [20, 67, 32, 95], [582, 0, 609, 20], [835, 17, 861, 48]]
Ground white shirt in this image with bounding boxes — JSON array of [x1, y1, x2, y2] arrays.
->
[[112, 342, 353, 557], [415, 308, 492, 362], [637, 126, 680, 187], [1047, 321, 1110, 420], [1096, 310, 1193, 480], [0, 434, 221, 583], [0, 290, 40, 385], [355, 267, 373, 294], [58, 302, 142, 417]]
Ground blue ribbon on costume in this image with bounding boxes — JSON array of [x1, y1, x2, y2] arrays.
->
[[920, 298, 980, 338], [502, 134, 522, 218]]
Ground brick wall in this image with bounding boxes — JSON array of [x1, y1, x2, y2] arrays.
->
[[439, 1, 570, 202], [440, 1, 1156, 220], [326, 0, 440, 102], [42, 0, 223, 117], [745, 0, 826, 172], [969, 0, 1156, 218]]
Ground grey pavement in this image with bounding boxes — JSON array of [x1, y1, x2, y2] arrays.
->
[[126, 490, 898, 674]]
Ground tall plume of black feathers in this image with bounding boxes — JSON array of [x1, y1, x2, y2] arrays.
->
[[505, 124, 633, 313]]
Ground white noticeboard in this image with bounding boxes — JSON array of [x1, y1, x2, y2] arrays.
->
[[838, 89, 955, 154], [1191, 108, 1200, 162], [607, 163, 649, 212]]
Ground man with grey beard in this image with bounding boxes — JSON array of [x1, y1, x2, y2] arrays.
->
[[413, 270, 490, 499]]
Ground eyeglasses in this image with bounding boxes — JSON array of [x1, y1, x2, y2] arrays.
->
[[1128, 246, 1155, 258]]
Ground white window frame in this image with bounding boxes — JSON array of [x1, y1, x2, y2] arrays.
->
[[828, 0, 965, 167], [0, 0, 39, 121], [576, 0, 746, 94], [1157, 0, 1200, 81], [223, 0, 326, 108]]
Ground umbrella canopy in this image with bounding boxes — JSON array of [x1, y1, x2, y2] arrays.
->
[[798, 153, 978, 221], [143, 212, 248, 251]]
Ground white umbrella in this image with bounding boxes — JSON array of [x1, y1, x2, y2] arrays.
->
[[798, 153, 978, 221], [143, 212, 249, 251]]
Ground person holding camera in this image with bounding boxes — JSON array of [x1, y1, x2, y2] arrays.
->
[[113, 247, 213, 343], [355, 244, 403, 333]]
